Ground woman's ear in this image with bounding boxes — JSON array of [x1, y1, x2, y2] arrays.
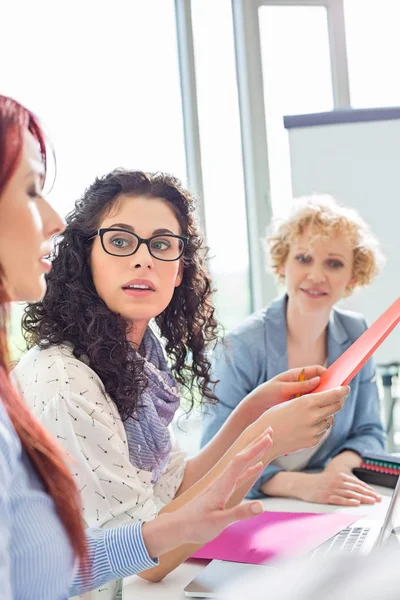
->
[[345, 276, 356, 296], [174, 260, 184, 288], [277, 261, 286, 279]]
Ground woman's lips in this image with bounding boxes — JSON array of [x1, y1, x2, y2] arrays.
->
[[39, 257, 52, 272], [122, 288, 154, 298], [300, 288, 327, 298]]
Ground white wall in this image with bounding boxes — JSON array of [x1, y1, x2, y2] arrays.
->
[[286, 114, 400, 364]]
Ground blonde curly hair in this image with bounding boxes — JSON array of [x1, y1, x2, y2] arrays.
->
[[266, 195, 384, 293]]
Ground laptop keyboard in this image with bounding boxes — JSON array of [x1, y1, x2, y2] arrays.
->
[[311, 526, 370, 557]]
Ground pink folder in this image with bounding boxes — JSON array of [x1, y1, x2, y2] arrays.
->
[[191, 511, 362, 564], [313, 296, 400, 393]]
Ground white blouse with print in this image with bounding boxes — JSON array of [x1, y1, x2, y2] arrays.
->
[[13, 343, 186, 600]]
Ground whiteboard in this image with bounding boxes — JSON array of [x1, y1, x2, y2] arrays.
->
[[284, 108, 400, 365]]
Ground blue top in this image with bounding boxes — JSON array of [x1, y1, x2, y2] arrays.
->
[[0, 400, 157, 599], [201, 295, 385, 499]]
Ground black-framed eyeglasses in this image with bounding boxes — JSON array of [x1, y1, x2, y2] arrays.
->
[[90, 228, 188, 262]]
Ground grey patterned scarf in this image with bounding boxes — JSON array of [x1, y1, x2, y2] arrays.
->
[[124, 327, 180, 483]]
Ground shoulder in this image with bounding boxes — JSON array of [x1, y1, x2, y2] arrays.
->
[[13, 343, 107, 405], [224, 307, 270, 348], [222, 296, 285, 351], [14, 343, 75, 374], [331, 305, 368, 341], [216, 311, 267, 366]]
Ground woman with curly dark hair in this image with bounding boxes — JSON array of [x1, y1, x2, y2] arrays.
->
[[14, 168, 347, 593], [22, 170, 219, 416]]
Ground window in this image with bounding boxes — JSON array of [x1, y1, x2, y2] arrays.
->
[[344, 0, 400, 107], [1, 0, 186, 215], [259, 5, 334, 217], [192, 0, 252, 330], [2, 0, 186, 358]]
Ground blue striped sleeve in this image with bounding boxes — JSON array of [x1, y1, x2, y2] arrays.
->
[[69, 521, 158, 596], [0, 404, 18, 600], [0, 434, 13, 599]]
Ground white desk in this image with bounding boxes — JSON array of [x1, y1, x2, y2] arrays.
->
[[123, 485, 394, 600]]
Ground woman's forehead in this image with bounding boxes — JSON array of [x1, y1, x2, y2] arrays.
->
[[291, 230, 353, 255], [101, 194, 181, 232]]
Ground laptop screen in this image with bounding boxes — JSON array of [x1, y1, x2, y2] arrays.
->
[[376, 476, 400, 546]]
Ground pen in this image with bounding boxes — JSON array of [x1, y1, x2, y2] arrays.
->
[[295, 368, 305, 398]]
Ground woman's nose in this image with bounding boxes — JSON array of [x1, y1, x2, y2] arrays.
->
[[307, 264, 326, 282], [130, 242, 155, 269]]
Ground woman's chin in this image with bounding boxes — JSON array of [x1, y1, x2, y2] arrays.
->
[[117, 301, 168, 324], [119, 309, 158, 323], [15, 280, 47, 304]]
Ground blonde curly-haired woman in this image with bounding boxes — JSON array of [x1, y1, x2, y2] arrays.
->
[[202, 196, 385, 507]]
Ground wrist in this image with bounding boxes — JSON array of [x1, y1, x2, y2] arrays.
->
[[328, 450, 362, 471], [142, 512, 187, 559], [341, 449, 362, 463], [230, 399, 253, 432], [267, 432, 293, 460], [261, 471, 309, 499], [234, 392, 260, 429], [284, 471, 311, 500]]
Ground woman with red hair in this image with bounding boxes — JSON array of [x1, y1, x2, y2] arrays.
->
[[0, 94, 280, 599]]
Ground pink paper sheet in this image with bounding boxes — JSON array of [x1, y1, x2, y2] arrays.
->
[[313, 296, 400, 392], [191, 511, 363, 565]]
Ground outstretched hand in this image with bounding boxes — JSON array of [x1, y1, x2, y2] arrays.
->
[[175, 428, 273, 544], [242, 365, 326, 423], [142, 429, 273, 560]]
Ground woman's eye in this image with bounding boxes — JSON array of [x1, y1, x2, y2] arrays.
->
[[327, 259, 344, 269], [151, 239, 170, 251], [111, 237, 130, 247], [27, 187, 40, 200], [295, 254, 312, 264]]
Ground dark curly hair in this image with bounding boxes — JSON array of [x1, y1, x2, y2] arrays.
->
[[22, 169, 219, 419]]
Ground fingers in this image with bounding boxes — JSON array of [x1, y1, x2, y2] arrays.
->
[[215, 500, 264, 531], [278, 366, 326, 382], [341, 490, 377, 504], [325, 415, 334, 429], [328, 494, 361, 506], [327, 473, 382, 505], [210, 430, 274, 499], [280, 376, 322, 399], [316, 416, 334, 436], [235, 428, 274, 466], [310, 385, 350, 409], [329, 490, 374, 505], [340, 475, 382, 502], [235, 461, 264, 490], [319, 402, 344, 420], [353, 479, 382, 501], [291, 387, 348, 425]]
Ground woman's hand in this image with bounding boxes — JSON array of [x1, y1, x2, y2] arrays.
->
[[185, 366, 326, 495], [240, 366, 325, 425], [142, 430, 273, 559], [243, 385, 349, 458], [295, 470, 382, 506], [324, 450, 363, 474]]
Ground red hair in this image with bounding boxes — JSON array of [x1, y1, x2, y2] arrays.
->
[[0, 95, 87, 567]]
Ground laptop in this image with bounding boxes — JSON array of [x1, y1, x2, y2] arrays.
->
[[184, 477, 400, 598]]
